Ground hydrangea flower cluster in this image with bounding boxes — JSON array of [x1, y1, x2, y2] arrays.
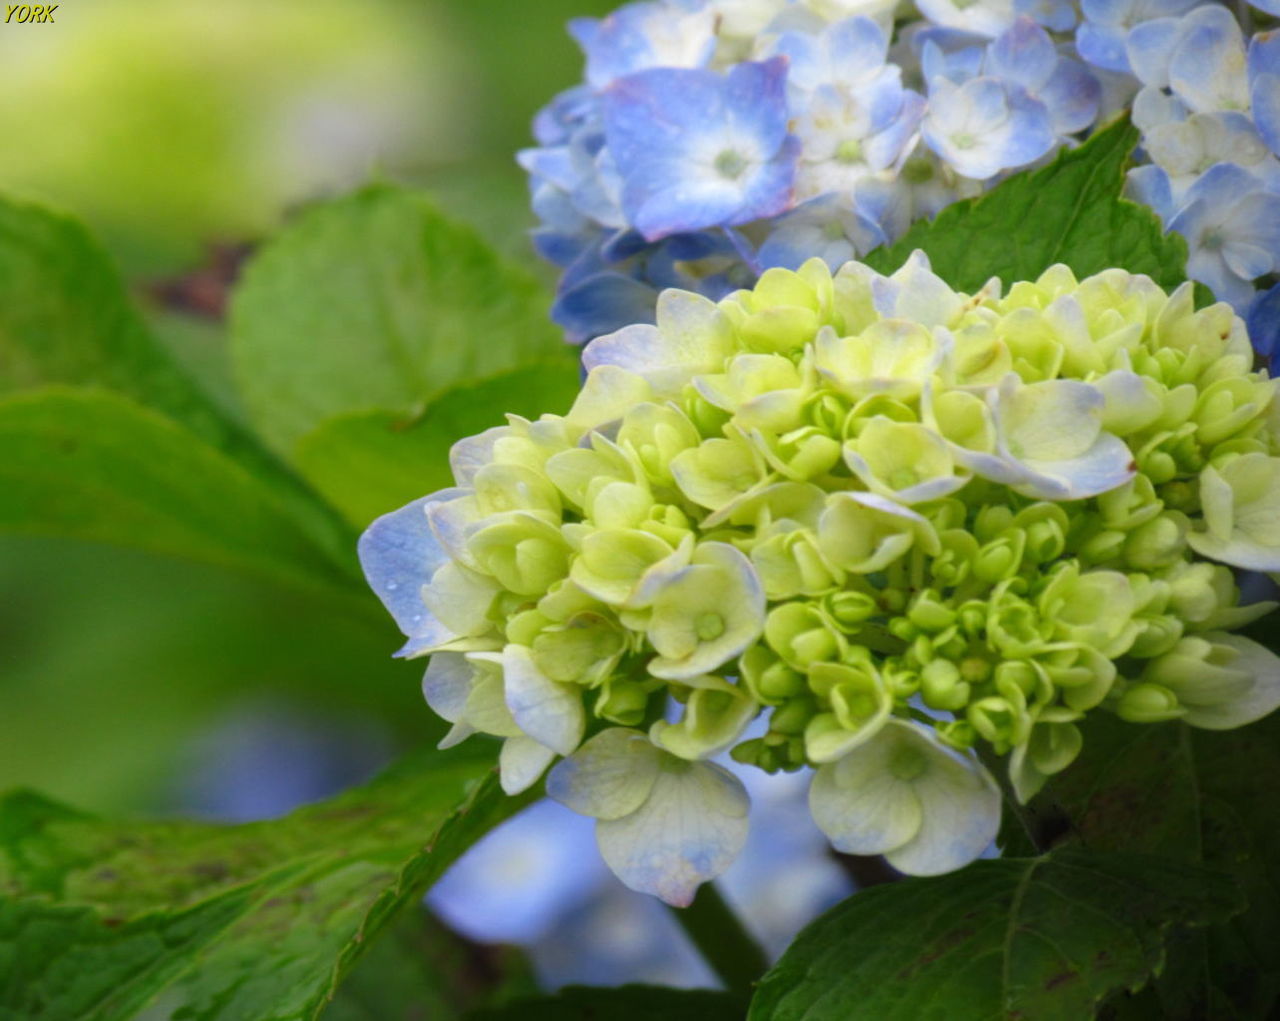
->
[[522, 0, 1280, 348], [1121, 7, 1280, 312], [360, 253, 1280, 905]]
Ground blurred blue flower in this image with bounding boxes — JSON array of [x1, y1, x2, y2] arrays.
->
[[1250, 30, 1280, 157], [1247, 282, 1280, 367], [757, 193, 886, 271], [570, 1, 716, 89], [1014, 0, 1077, 32], [602, 58, 800, 239], [1075, 0, 1198, 75], [984, 18, 1101, 136], [1167, 162, 1280, 309], [922, 75, 1055, 180]]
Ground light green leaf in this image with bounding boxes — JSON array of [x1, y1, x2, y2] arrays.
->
[[0, 744, 528, 1021], [748, 849, 1241, 1021], [466, 985, 747, 1021], [0, 195, 234, 447], [294, 361, 581, 528], [229, 184, 567, 460], [0, 386, 356, 594], [864, 119, 1193, 295], [0, 194, 354, 571]]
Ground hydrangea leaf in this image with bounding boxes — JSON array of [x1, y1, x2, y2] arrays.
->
[[748, 849, 1241, 1021], [0, 386, 357, 596], [0, 195, 352, 569], [1015, 711, 1280, 1016], [0, 744, 529, 1021], [863, 118, 1193, 294], [293, 361, 581, 529], [229, 184, 567, 460]]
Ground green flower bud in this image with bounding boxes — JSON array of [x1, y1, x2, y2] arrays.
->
[[1128, 614, 1184, 659], [1123, 513, 1188, 570], [1014, 504, 1070, 563], [936, 719, 979, 750], [907, 589, 957, 632], [469, 513, 570, 596], [739, 645, 806, 704], [616, 402, 701, 486], [531, 612, 626, 685], [920, 659, 970, 712], [594, 679, 653, 726], [651, 677, 758, 760], [1097, 476, 1163, 531], [1115, 682, 1185, 723], [770, 695, 818, 735], [967, 693, 1031, 754], [823, 589, 879, 630], [765, 601, 845, 670], [973, 530, 1027, 583]]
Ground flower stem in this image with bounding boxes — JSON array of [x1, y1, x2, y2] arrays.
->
[[670, 882, 769, 999]]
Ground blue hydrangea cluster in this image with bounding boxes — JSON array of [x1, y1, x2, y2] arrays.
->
[[522, 0, 1280, 348]]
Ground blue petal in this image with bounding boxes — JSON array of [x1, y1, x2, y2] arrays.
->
[[357, 495, 455, 655], [1167, 5, 1248, 114], [1250, 33, 1280, 157], [1125, 164, 1174, 223], [1125, 16, 1182, 88], [986, 17, 1057, 94], [1247, 282, 1280, 360], [552, 270, 659, 343], [1038, 58, 1102, 135], [1076, 21, 1130, 73]]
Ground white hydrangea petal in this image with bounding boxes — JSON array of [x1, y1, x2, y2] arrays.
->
[[1176, 633, 1280, 730], [546, 727, 663, 820], [566, 365, 654, 432], [595, 758, 750, 906], [502, 645, 585, 756], [499, 736, 558, 795], [1016, 432, 1136, 500], [422, 561, 501, 638], [886, 731, 1001, 876], [421, 652, 473, 723], [581, 289, 736, 397], [809, 737, 923, 855]]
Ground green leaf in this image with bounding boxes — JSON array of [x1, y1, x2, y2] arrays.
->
[[0, 386, 356, 595], [0, 195, 235, 449], [229, 184, 567, 461], [864, 118, 1191, 294], [749, 849, 1241, 1021], [0, 193, 355, 574], [1022, 714, 1280, 1018], [0, 744, 529, 1021], [320, 904, 538, 1021], [294, 360, 581, 528], [466, 985, 747, 1021]]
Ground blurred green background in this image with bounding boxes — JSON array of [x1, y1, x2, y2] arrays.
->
[[0, 0, 613, 813]]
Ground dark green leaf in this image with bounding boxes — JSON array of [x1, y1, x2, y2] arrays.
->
[[0, 387, 356, 595], [467, 985, 746, 1021], [321, 904, 538, 1021], [294, 360, 581, 528], [749, 849, 1241, 1021], [864, 118, 1192, 294], [1024, 714, 1280, 1018], [229, 184, 566, 460], [0, 744, 529, 1021]]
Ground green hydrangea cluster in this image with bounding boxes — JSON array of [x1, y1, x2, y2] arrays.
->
[[361, 251, 1280, 903]]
